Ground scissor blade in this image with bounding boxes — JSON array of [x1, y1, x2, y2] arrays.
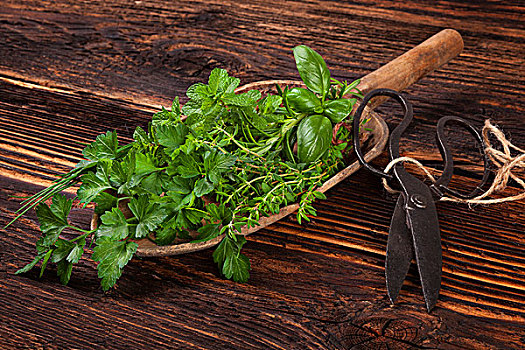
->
[[405, 192, 442, 312], [385, 195, 413, 304]]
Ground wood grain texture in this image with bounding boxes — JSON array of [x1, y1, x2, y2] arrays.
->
[[0, 1, 524, 349]]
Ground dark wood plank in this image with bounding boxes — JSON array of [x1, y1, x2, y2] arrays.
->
[[2, 174, 525, 350], [0, 0, 524, 349], [0, 82, 524, 349]]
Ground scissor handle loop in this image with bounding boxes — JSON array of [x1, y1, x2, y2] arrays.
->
[[353, 88, 414, 180], [431, 116, 490, 199]]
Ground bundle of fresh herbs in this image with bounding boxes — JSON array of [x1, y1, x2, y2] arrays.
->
[[9, 45, 363, 290]]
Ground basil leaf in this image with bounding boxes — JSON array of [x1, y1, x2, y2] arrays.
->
[[323, 98, 356, 123], [286, 88, 321, 113], [293, 45, 331, 98], [297, 115, 332, 163]]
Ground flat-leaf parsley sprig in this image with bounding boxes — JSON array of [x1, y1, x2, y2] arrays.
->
[[10, 45, 363, 290]]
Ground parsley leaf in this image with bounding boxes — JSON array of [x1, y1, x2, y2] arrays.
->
[[51, 239, 76, 263], [35, 194, 71, 248], [155, 226, 179, 246], [192, 223, 221, 243], [194, 178, 214, 197], [67, 243, 84, 264], [223, 252, 250, 283], [15, 252, 47, 275], [213, 235, 250, 282], [134, 153, 161, 178], [82, 131, 119, 161], [176, 154, 201, 178], [165, 176, 193, 194], [140, 171, 170, 195], [92, 237, 138, 291], [155, 123, 188, 155], [57, 259, 73, 285], [77, 162, 113, 204], [133, 126, 152, 144], [110, 153, 135, 194], [203, 150, 236, 184], [97, 207, 129, 240], [127, 195, 167, 238], [94, 192, 118, 215], [50, 238, 79, 285]]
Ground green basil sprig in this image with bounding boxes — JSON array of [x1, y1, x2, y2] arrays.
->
[[288, 45, 362, 163]]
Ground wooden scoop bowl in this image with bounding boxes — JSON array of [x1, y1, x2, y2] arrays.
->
[[91, 29, 464, 257]]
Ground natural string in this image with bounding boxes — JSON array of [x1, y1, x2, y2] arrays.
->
[[382, 120, 525, 205]]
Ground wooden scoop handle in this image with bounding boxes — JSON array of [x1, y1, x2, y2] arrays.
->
[[357, 29, 463, 106]]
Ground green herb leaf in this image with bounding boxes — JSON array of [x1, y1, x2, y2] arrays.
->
[[194, 178, 215, 197], [97, 207, 129, 240], [128, 195, 167, 238], [140, 171, 170, 196], [165, 176, 193, 194], [67, 243, 84, 264], [171, 97, 182, 118], [186, 83, 209, 102], [134, 153, 161, 178], [94, 192, 118, 215], [77, 162, 113, 204], [49, 194, 73, 221], [212, 235, 237, 266], [34, 194, 72, 247], [155, 226, 178, 246], [286, 87, 321, 112], [176, 154, 201, 178], [204, 150, 236, 184], [82, 131, 119, 161], [208, 68, 229, 95], [181, 99, 202, 118], [297, 115, 332, 163], [15, 252, 47, 275], [222, 252, 250, 283], [206, 203, 232, 225], [57, 259, 73, 285], [155, 123, 189, 154], [213, 235, 250, 282], [92, 237, 138, 291], [293, 45, 331, 98], [312, 191, 327, 200], [193, 223, 221, 243], [258, 95, 283, 115], [133, 126, 151, 144], [51, 239, 76, 263], [323, 98, 355, 123], [110, 153, 135, 189], [222, 90, 261, 107], [40, 249, 53, 278]]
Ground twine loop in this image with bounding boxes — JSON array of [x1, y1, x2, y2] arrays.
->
[[382, 120, 525, 205]]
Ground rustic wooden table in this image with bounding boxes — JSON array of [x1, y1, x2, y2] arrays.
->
[[1, 1, 524, 349]]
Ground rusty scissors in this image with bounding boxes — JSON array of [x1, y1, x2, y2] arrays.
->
[[352, 89, 490, 311]]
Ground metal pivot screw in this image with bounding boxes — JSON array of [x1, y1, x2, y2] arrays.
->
[[410, 194, 427, 208]]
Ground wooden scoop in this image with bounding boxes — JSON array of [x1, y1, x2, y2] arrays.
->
[[358, 28, 463, 100], [91, 29, 464, 257]]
